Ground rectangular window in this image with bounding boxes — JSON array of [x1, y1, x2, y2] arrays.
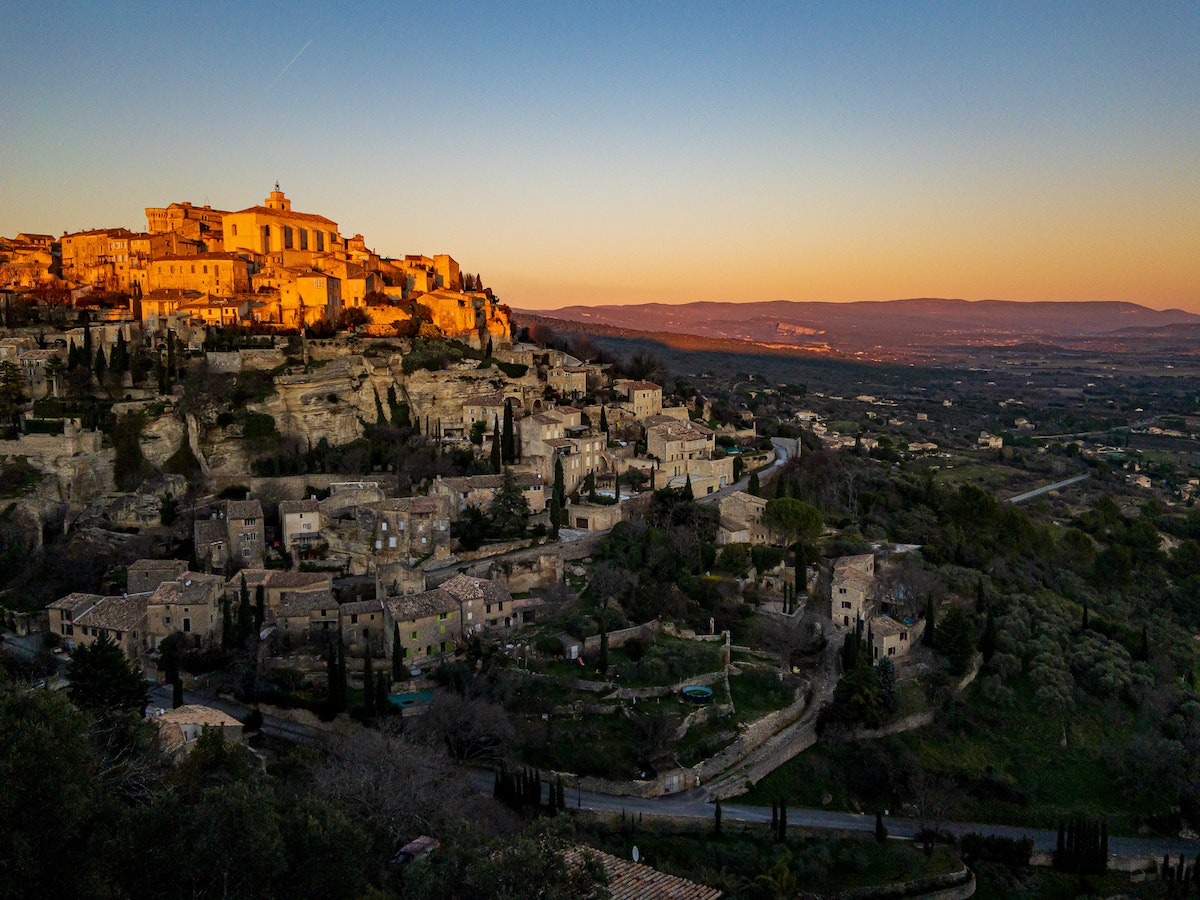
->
[[283, 226, 293, 249], [388, 537, 397, 548], [438, 612, 448, 621], [375, 540, 382, 550], [183, 618, 191, 632], [410, 630, 418, 640], [316, 231, 325, 252], [299, 229, 308, 250], [231, 224, 238, 236], [351, 614, 358, 624]]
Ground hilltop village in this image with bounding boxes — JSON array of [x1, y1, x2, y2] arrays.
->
[[4, 192, 1200, 898]]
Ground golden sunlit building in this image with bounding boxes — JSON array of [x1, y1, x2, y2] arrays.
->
[[147, 252, 254, 294], [222, 188, 343, 260]]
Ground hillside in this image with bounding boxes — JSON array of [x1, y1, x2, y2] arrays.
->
[[518, 298, 1200, 356]]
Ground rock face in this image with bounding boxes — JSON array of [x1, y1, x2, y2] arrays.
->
[[399, 364, 534, 431], [363, 289, 511, 347]]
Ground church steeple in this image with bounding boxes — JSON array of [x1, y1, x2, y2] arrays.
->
[[265, 184, 292, 212]]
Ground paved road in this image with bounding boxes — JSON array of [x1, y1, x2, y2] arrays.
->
[[1005, 473, 1090, 504], [465, 771, 1200, 861]]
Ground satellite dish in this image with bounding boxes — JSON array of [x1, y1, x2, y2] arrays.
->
[[632, 846, 640, 863]]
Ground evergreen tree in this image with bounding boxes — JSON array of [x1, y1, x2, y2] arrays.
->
[[876, 656, 897, 710], [599, 406, 608, 433], [875, 811, 888, 843], [748, 471, 761, 496], [376, 672, 390, 715], [363, 650, 375, 718], [490, 419, 502, 474], [489, 468, 530, 538], [681, 474, 694, 502], [68, 633, 148, 713], [553, 456, 566, 510], [236, 576, 254, 645], [924, 595, 938, 646], [113, 330, 129, 373], [936, 605, 978, 676], [93, 344, 106, 383], [502, 399, 515, 464], [221, 596, 235, 649], [393, 623, 404, 681], [713, 797, 722, 835], [255, 585, 265, 630]]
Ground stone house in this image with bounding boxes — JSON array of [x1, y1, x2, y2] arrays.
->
[[340, 598, 387, 654], [613, 379, 664, 419], [869, 615, 924, 662], [46, 592, 149, 660], [717, 491, 770, 546], [831, 554, 875, 629], [439, 573, 515, 633], [154, 705, 245, 758], [275, 588, 339, 643], [145, 572, 226, 650], [225, 569, 334, 620], [384, 588, 460, 664], [194, 498, 265, 572], [127, 559, 188, 594], [429, 472, 546, 518], [278, 498, 323, 553], [358, 495, 453, 562]]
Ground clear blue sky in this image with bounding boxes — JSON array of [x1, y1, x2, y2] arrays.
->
[[2, 1, 1197, 311]]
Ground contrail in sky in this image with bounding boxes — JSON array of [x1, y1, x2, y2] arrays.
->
[[272, 39, 312, 85]]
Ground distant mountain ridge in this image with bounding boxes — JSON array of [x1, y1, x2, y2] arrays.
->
[[518, 298, 1200, 354]]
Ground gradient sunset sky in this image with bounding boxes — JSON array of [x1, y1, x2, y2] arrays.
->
[[2, 2, 1197, 311]]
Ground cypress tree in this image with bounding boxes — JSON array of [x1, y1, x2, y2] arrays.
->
[[553, 456, 566, 509], [502, 399, 514, 464], [771, 800, 778, 834], [392, 623, 404, 681], [363, 649, 375, 717], [376, 671, 389, 715], [748, 471, 761, 496], [93, 344, 106, 382], [682, 474, 694, 502], [599, 406, 608, 433], [255, 585, 265, 629], [221, 595, 235, 649], [490, 420, 502, 473], [236, 576, 254, 645], [713, 797, 722, 835], [778, 799, 787, 843], [875, 811, 887, 843], [925, 595, 938, 646], [172, 676, 184, 709]]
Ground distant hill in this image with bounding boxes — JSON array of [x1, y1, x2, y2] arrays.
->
[[516, 299, 1200, 355]]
